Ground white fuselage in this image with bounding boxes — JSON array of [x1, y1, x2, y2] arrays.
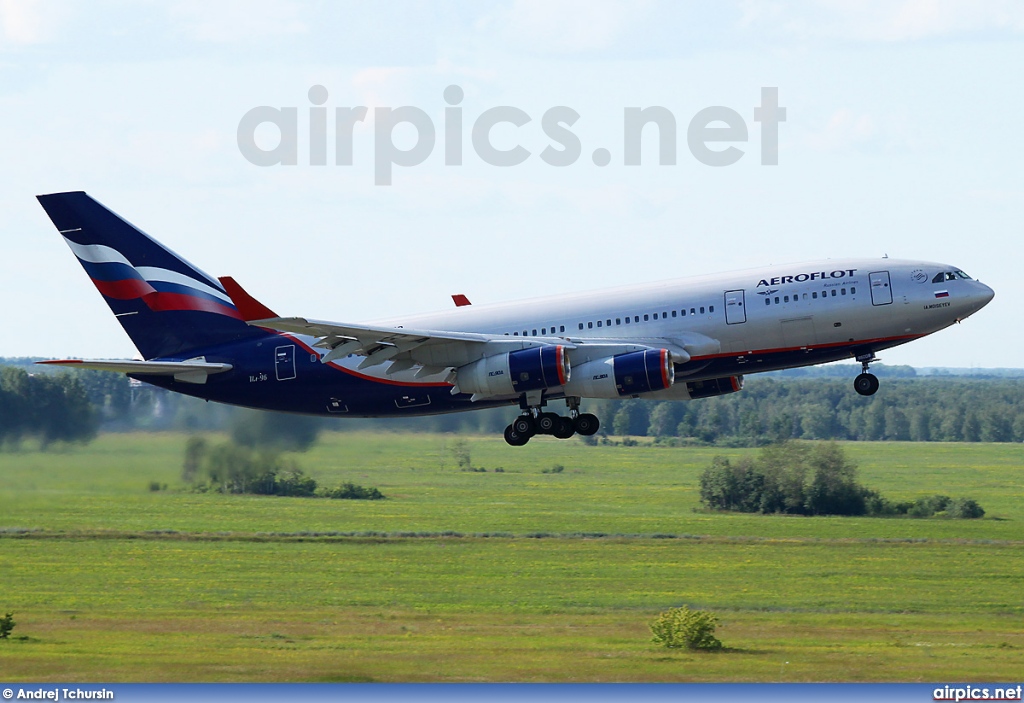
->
[[369, 257, 993, 390]]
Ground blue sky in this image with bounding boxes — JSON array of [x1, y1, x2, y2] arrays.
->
[[1, 1, 1021, 367]]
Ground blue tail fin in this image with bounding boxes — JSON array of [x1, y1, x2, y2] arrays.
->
[[38, 191, 266, 360]]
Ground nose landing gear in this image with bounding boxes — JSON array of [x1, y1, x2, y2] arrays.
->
[[502, 396, 600, 446], [854, 353, 880, 396]]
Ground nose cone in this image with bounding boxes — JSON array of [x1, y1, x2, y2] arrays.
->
[[966, 281, 995, 317]]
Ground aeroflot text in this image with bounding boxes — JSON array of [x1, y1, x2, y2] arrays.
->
[[756, 269, 858, 287], [934, 685, 1023, 701], [11, 689, 113, 700]]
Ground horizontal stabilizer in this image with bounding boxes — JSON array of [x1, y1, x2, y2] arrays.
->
[[37, 358, 232, 384]]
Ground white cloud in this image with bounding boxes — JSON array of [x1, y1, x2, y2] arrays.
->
[[481, 0, 650, 54], [739, 0, 1024, 42], [168, 0, 308, 43], [0, 0, 64, 45]]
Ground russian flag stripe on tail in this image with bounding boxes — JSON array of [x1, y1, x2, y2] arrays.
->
[[37, 191, 268, 359]]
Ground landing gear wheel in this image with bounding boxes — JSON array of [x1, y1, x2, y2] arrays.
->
[[574, 413, 600, 436], [552, 416, 576, 439], [854, 372, 879, 396], [504, 424, 530, 446], [512, 415, 536, 437], [537, 412, 560, 434]]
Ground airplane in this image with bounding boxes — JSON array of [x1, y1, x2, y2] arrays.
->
[[36, 191, 995, 446]]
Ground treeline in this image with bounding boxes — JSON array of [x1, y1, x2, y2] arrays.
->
[[621, 377, 1024, 443], [6, 361, 1024, 445], [0, 367, 97, 447]]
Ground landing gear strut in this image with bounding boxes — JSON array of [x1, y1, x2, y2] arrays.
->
[[854, 353, 880, 396], [502, 396, 600, 446]]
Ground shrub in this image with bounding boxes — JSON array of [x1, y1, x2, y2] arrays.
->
[[649, 605, 722, 650], [947, 498, 985, 519], [0, 612, 15, 639], [320, 482, 385, 500], [542, 464, 565, 474]]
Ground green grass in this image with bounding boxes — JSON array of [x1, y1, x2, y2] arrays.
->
[[0, 432, 1022, 681]]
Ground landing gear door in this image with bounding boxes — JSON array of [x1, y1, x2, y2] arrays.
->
[[275, 344, 296, 380], [725, 289, 746, 324], [869, 271, 893, 306]]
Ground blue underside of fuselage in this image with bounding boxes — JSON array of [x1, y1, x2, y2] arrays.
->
[[136, 333, 904, 418]]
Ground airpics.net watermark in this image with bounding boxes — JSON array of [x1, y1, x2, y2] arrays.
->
[[237, 85, 786, 185]]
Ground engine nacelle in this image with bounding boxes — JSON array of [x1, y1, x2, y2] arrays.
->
[[564, 349, 674, 399], [456, 345, 569, 397]]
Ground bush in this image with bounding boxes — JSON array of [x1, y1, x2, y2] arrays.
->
[[947, 498, 985, 519], [650, 605, 722, 650], [319, 482, 385, 500], [0, 612, 15, 639]]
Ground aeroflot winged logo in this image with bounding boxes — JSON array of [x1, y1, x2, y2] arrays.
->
[[756, 269, 858, 287]]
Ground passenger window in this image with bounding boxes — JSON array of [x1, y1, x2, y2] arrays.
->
[[597, 321, 602, 327], [513, 332, 519, 336], [541, 328, 546, 335], [774, 297, 780, 304], [616, 318, 621, 325], [841, 288, 846, 295], [578, 323, 583, 330], [606, 319, 611, 326], [625, 317, 630, 324], [559, 325, 565, 333], [690, 308, 695, 315], [588, 322, 593, 329], [672, 310, 677, 317], [662, 311, 668, 317], [765, 298, 770, 306], [812, 292, 817, 299], [851, 287, 856, 295], [635, 316, 640, 322], [532, 330, 537, 336], [784, 296, 789, 303], [644, 314, 649, 321], [831, 289, 836, 297], [653, 313, 658, 320], [709, 305, 714, 312], [700, 306, 705, 314]]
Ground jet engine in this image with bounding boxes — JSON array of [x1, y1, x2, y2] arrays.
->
[[564, 348, 674, 398], [455, 345, 569, 397]]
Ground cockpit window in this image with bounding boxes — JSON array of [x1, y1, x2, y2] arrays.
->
[[933, 270, 970, 283]]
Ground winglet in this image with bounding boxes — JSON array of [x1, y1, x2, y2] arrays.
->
[[218, 276, 278, 322], [452, 294, 471, 307]]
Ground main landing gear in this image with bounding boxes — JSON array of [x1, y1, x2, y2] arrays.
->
[[854, 353, 880, 396], [503, 396, 600, 446]]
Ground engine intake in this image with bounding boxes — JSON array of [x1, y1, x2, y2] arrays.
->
[[456, 345, 569, 397], [565, 348, 674, 398]]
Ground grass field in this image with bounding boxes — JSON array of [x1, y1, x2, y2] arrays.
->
[[1, 432, 1022, 681]]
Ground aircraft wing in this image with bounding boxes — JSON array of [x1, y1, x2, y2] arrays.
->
[[250, 316, 577, 373], [36, 358, 232, 384]]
